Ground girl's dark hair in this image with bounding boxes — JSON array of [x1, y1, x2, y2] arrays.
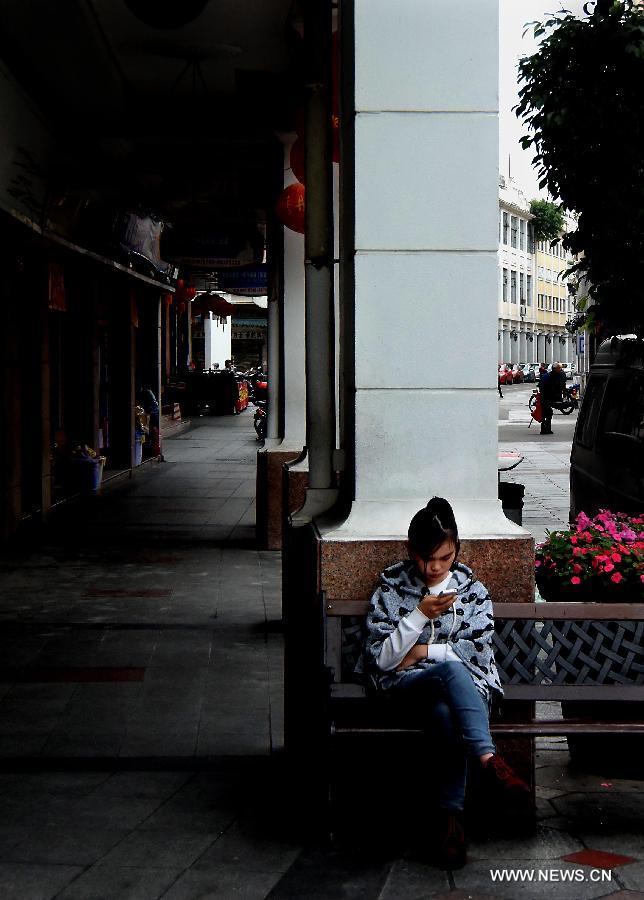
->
[[408, 497, 460, 561]]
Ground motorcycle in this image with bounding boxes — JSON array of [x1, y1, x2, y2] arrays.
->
[[529, 384, 578, 416], [252, 375, 268, 441], [253, 401, 267, 440]]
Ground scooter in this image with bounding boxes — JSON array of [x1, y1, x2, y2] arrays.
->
[[253, 402, 267, 441], [529, 385, 577, 416]]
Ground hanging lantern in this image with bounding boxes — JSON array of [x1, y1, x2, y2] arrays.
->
[[290, 137, 305, 184], [275, 183, 305, 234], [331, 114, 340, 164]]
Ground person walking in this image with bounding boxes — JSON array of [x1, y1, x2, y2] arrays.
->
[[539, 361, 566, 435]]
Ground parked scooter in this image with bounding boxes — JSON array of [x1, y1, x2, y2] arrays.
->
[[528, 384, 578, 416], [252, 374, 268, 440], [253, 403, 267, 440]]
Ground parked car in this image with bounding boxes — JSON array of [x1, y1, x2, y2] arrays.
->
[[498, 364, 512, 385], [521, 364, 535, 383], [511, 364, 524, 384], [570, 336, 644, 519]]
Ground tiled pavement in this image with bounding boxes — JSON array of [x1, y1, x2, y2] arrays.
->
[[0, 411, 642, 899]]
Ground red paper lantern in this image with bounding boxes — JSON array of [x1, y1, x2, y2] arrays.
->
[[290, 137, 305, 183], [186, 286, 196, 300], [276, 183, 305, 234], [331, 113, 340, 164]]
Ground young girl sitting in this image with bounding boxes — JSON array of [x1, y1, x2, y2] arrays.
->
[[357, 496, 530, 869]]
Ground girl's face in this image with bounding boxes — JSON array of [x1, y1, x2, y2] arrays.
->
[[410, 539, 457, 588]]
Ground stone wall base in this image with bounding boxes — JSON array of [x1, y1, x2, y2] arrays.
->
[[256, 447, 305, 550]]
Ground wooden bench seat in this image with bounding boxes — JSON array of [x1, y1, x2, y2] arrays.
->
[[325, 599, 644, 738]]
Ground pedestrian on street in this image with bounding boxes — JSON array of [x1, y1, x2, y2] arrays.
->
[[539, 361, 566, 435], [355, 497, 531, 870], [497, 373, 503, 399]]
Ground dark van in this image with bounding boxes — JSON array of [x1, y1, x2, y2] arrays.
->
[[570, 336, 644, 520]]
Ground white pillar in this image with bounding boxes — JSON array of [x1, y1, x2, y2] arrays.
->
[[518, 331, 527, 365], [324, 0, 520, 539], [510, 331, 519, 365], [502, 330, 511, 365], [204, 314, 231, 370], [270, 138, 306, 449]]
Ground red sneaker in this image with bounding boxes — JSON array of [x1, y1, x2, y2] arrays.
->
[[483, 755, 532, 809], [435, 810, 467, 870]]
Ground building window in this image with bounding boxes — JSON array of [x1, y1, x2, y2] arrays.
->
[[553, 296, 559, 312], [511, 270, 517, 303], [527, 223, 535, 253], [527, 274, 533, 306], [519, 220, 526, 251], [503, 212, 509, 245], [520, 272, 526, 302], [502, 268, 508, 302], [511, 216, 518, 248]]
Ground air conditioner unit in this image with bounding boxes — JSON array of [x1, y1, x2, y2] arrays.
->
[[520, 305, 527, 317]]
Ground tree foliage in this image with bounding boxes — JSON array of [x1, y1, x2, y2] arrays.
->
[[529, 199, 565, 243], [516, 0, 644, 338]]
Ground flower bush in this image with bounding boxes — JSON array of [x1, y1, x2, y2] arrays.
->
[[536, 510, 644, 599]]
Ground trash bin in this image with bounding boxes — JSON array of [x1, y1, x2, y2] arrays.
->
[[498, 481, 524, 526], [67, 456, 106, 494], [134, 432, 144, 466]]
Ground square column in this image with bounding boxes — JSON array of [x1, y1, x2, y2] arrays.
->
[[325, 0, 531, 559]]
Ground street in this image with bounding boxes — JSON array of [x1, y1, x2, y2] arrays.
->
[[497, 381, 579, 443], [498, 382, 579, 542]]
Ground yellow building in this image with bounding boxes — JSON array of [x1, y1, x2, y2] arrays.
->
[[535, 234, 575, 365]]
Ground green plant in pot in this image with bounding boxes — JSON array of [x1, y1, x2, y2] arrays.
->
[[536, 510, 644, 601]]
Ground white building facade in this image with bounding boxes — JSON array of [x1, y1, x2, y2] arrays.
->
[[498, 178, 576, 367], [498, 177, 537, 366]]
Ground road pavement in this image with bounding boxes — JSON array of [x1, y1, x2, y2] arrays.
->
[[498, 382, 578, 543]]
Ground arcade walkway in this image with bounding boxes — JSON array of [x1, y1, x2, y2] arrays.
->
[[0, 414, 642, 898], [0, 410, 282, 762]]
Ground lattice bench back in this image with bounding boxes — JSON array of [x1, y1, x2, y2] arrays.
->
[[327, 601, 644, 699]]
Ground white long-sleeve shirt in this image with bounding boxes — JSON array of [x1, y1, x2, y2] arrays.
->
[[376, 572, 462, 671]]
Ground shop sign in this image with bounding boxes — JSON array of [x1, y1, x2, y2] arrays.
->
[[164, 227, 263, 268], [48, 261, 66, 312], [216, 265, 267, 296]]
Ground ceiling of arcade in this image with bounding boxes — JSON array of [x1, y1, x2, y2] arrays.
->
[[0, 0, 302, 245]]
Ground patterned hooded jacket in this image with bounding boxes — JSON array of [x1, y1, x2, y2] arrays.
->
[[356, 560, 503, 699]]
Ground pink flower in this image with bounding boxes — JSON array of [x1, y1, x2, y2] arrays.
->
[[611, 553, 622, 563], [573, 547, 583, 557], [576, 512, 591, 530], [610, 572, 623, 584], [573, 564, 583, 574], [535, 560, 542, 568], [603, 562, 615, 573], [570, 536, 578, 545], [640, 575, 644, 583], [570, 576, 581, 585]]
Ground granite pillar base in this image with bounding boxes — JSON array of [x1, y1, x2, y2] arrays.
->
[[256, 447, 305, 550]]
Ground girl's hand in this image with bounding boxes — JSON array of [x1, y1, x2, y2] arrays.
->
[[417, 591, 457, 620], [396, 644, 428, 671]]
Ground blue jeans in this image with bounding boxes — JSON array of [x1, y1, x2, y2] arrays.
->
[[391, 661, 496, 812]]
